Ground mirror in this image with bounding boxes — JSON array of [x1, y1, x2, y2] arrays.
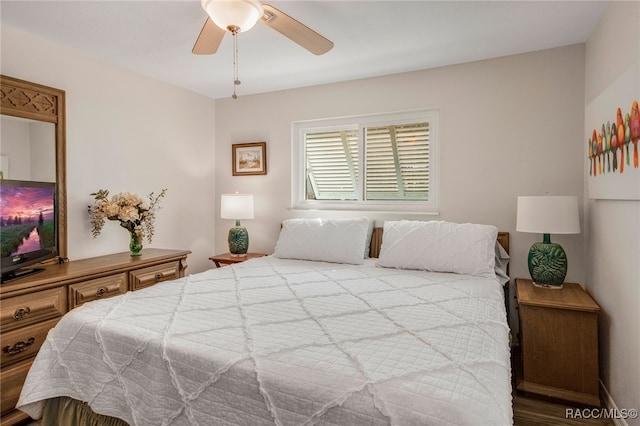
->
[[1, 115, 56, 181], [0, 75, 67, 260]]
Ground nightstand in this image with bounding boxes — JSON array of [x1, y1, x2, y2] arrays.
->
[[208, 252, 266, 268], [515, 278, 601, 407]]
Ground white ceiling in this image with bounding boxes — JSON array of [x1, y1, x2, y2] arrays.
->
[[1, 1, 609, 100]]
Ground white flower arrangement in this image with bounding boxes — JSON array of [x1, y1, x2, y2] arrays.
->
[[88, 189, 167, 243]]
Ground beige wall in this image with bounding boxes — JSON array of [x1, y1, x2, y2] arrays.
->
[[214, 45, 587, 288], [1, 26, 217, 274], [585, 2, 640, 422]]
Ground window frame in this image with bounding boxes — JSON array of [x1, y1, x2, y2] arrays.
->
[[291, 109, 439, 213]]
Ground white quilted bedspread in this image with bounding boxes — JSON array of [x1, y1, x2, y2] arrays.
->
[[18, 257, 512, 426]]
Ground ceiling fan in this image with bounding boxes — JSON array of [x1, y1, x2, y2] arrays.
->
[[193, 0, 333, 98], [193, 0, 334, 56]]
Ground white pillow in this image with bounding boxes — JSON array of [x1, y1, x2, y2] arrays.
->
[[376, 220, 498, 278], [274, 218, 369, 265]]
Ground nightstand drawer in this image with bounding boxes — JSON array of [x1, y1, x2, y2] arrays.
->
[[129, 261, 180, 291], [69, 273, 128, 308], [1, 318, 59, 368], [0, 287, 66, 332]]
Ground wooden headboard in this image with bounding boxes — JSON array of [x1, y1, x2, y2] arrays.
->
[[368, 227, 510, 258]]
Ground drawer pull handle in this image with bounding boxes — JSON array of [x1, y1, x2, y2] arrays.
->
[[13, 307, 31, 320], [96, 287, 107, 298], [155, 273, 163, 282], [3, 337, 35, 355]]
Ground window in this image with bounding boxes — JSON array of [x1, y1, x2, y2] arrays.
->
[[292, 109, 439, 212]]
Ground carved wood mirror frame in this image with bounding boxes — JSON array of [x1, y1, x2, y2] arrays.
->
[[0, 75, 67, 260]]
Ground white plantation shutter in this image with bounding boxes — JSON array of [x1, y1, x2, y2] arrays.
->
[[365, 122, 429, 200], [294, 109, 438, 212], [305, 129, 358, 200]]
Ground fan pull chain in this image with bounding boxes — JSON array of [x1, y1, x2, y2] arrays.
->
[[230, 26, 241, 100]]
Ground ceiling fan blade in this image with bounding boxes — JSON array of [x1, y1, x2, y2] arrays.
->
[[192, 17, 226, 55], [260, 4, 333, 55]]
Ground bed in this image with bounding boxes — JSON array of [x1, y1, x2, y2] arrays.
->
[[17, 219, 513, 425]]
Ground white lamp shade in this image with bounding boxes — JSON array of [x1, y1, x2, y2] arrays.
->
[[201, 0, 264, 32], [221, 193, 254, 220], [516, 196, 580, 234]]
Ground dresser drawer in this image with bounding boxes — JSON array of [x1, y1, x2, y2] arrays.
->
[[1, 318, 59, 368], [0, 287, 66, 332], [130, 261, 180, 291], [68, 273, 128, 308], [1, 359, 33, 416]]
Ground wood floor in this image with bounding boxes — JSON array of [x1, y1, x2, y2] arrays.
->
[[513, 393, 614, 426]]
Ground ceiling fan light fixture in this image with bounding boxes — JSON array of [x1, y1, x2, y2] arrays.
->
[[201, 0, 264, 33]]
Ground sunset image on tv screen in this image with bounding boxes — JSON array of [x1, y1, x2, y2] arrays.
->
[[0, 186, 55, 257]]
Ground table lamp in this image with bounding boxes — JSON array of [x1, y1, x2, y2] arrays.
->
[[221, 193, 254, 256], [516, 196, 580, 288]]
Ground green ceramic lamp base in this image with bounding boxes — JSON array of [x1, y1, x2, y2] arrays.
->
[[228, 220, 249, 256], [527, 233, 567, 288]]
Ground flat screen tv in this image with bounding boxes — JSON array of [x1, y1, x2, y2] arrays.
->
[[0, 179, 58, 283]]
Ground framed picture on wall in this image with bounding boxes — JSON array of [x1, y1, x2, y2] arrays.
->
[[232, 142, 267, 176]]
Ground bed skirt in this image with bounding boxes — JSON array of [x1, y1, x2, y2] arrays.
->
[[41, 397, 129, 426]]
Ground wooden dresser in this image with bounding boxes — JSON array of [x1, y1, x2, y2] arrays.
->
[[0, 249, 190, 426], [516, 278, 600, 407]]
